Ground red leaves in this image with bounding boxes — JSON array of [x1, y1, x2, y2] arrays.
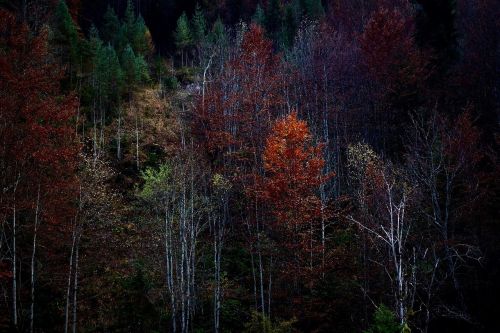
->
[[0, 8, 79, 233], [257, 112, 332, 280]]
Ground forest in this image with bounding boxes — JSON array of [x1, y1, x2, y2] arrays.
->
[[0, 0, 499, 332]]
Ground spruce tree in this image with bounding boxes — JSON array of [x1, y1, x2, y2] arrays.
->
[[191, 3, 207, 46], [175, 12, 192, 65], [95, 44, 124, 109], [305, 0, 324, 20], [51, 0, 79, 74], [121, 44, 138, 89], [102, 6, 120, 46], [265, 0, 283, 42], [252, 3, 266, 27], [282, 5, 297, 49]]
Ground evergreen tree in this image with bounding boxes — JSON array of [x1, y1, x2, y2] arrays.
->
[[95, 44, 124, 109], [51, 0, 79, 75], [305, 0, 324, 20], [265, 0, 283, 41], [252, 3, 266, 27], [191, 3, 207, 46], [282, 5, 297, 49], [210, 17, 226, 45], [363, 305, 401, 333], [175, 11, 192, 65], [102, 6, 120, 46], [132, 15, 151, 55], [134, 55, 150, 84], [121, 44, 138, 89]]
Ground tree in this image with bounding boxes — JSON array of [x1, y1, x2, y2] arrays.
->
[[252, 3, 265, 27], [282, 5, 297, 48], [258, 112, 330, 281], [51, 0, 80, 83], [175, 11, 192, 66], [304, 0, 325, 20], [364, 304, 401, 333], [101, 6, 120, 46], [0, 9, 79, 331], [191, 3, 207, 46], [265, 0, 283, 42]]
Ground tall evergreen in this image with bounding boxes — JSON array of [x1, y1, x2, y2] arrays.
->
[[191, 3, 207, 46], [175, 11, 192, 65], [305, 0, 325, 20], [51, 0, 79, 75], [121, 44, 138, 89], [95, 44, 124, 110], [252, 3, 266, 27], [132, 15, 151, 55], [282, 5, 297, 49], [102, 6, 120, 46], [265, 0, 283, 41]]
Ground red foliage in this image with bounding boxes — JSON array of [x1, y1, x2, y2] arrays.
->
[[0, 8, 79, 267], [257, 112, 332, 280], [196, 24, 286, 175]]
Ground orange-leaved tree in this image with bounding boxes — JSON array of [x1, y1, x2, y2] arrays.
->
[[259, 112, 332, 282]]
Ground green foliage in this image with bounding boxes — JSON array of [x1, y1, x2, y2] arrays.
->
[[243, 311, 297, 333], [191, 3, 207, 46], [209, 17, 227, 45], [102, 6, 120, 46], [135, 54, 150, 83], [305, 0, 325, 20], [51, 0, 79, 70], [121, 44, 138, 86], [95, 43, 124, 107], [252, 3, 266, 27], [265, 0, 283, 39], [364, 305, 401, 333], [175, 11, 192, 50], [133, 15, 151, 55], [282, 5, 297, 48], [139, 164, 172, 200]]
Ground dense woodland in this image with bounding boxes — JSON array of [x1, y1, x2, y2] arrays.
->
[[0, 0, 499, 332]]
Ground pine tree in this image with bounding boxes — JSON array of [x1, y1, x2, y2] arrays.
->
[[51, 0, 79, 78], [282, 5, 297, 48], [191, 3, 206, 46], [252, 3, 265, 27], [175, 11, 192, 66], [305, 0, 324, 20], [265, 0, 283, 41], [134, 55, 150, 84], [102, 6, 120, 46], [121, 44, 138, 89], [210, 17, 226, 45], [132, 15, 151, 55], [95, 44, 124, 109]]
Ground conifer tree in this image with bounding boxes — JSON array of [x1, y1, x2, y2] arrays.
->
[[210, 17, 226, 45], [175, 11, 192, 66], [305, 0, 325, 20], [121, 44, 138, 89], [265, 0, 282, 42], [102, 6, 120, 46], [282, 5, 297, 48], [51, 0, 79, 79], [252, 3, 266, 27], [191, 3, 206, 46]]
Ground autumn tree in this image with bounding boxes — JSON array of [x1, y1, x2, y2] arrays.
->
[[259, 112, 330, 282], [0, 9, 79, 331]]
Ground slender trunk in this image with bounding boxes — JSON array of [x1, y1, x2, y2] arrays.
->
[[117, 107, 121, 160], [72, 239, 80, 333], [12, 203, 17, 328], [30, 186, 41, 333], [134, 103, 140, 170], [64, 220, 77, 333]]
